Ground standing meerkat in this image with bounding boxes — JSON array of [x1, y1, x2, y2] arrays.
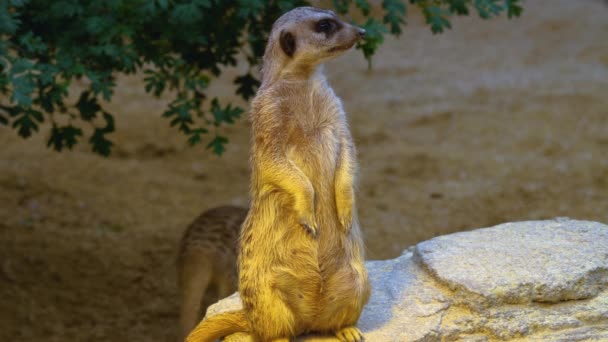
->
[[187, 7, 371, 342], [177, 205, 248, 342]]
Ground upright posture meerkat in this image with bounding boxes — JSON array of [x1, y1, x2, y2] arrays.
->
[[187, 7, 370, 342], [177, 205, 247, 341]]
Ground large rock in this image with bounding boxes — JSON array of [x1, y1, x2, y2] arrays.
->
[[202, 219, 608, 341]]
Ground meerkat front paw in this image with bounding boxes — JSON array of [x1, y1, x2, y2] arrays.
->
[[336, 188, 354, 234], [294, 187, 317, 237], [335, 326, 364, 342], [337, 205, 353, 234]]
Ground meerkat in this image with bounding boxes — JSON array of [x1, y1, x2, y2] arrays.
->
[[177, 205, 248, 342], [186, 7, 371, 342]]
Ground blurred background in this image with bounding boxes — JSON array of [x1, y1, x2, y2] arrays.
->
[[0, 0, 607, 341]]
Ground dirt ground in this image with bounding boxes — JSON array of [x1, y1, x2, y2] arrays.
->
[[1, 1, 607, 341]]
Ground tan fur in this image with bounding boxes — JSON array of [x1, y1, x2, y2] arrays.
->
[[177, 205, 247, 342], [187, 7, 371, 342]]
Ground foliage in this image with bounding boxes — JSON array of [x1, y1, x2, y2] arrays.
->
[[0, 0, 522, 156]]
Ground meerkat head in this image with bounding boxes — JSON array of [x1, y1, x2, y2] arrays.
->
[[261, 7, 366, 82]]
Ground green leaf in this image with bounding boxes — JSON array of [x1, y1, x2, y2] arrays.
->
[[100, 111, 115, 133], [164, 98, 194, 133], [332, 0, 351, 14], [10, 60, 37, 107], [10, 0, 27, 7], [277, 0, 306, 12], [87, 72, 114, 101], [0, 8, 21, 34], [36, 63, 59, 86], [144, 69, 166, 97], [356, 18, 387, 67], [49, 1, 84, 18], [447, 0, 469, 15], [76, 91, 101, 121], [210, 98, 244, 126], [234, 73, 260, 101], [474, 0, 503, 19], [47, 124, 83, 151], [157, 0, 169, 10], [29, 108, 43, 122], [237, 0, 265, 18], [89, 112, 115, 156], [382, 0, 406, 35], [12, 109, 43, 138], [18, 31, 47, 54], [0, 74, 7, 92], [85, 16, 110, 35], [11, 74, 35, 106], [206, 135, 229, 155], [90, 129, 113, 156], [12, 113, 34, 137], [0, 104, 21, 117], [424, 6, 452, 34], [504, 0, 523, 18], [37, 82, 68, 113], [171, 3, 203, 24], [193, 0, 211, 8], [187, 127, 209, 146], [355, 0, 371, 15], [10, 58, 33, 75]]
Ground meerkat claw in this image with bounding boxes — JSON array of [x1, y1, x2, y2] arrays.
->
[[340, 216, 352, 234], [300, 221, 317, 237], [337, 206, 353, 234], [336, 326, 364, 342]]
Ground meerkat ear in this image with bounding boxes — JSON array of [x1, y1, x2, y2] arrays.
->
[[280, 31, 296, 57]]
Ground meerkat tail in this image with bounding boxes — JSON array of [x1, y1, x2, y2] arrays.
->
[[185, 310, 249, 342]]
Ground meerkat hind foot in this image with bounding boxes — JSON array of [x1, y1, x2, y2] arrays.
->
[[229, 337, 287, 342], [335, 326, 364, 342]]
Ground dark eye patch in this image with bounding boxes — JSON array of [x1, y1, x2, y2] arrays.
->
[[315, 18, 341, 35]]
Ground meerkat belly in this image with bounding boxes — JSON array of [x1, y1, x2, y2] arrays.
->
[[239, 203, 323, 323], [288, 125, 340, 216]]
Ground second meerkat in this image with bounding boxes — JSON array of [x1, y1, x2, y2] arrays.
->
[[177, 205, 247, 341], [187, 7, 371, 342]]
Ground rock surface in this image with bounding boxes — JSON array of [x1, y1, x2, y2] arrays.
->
[[202, 219, 608, 341]]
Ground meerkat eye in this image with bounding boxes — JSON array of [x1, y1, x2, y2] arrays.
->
[[316, 19, 335, 33]]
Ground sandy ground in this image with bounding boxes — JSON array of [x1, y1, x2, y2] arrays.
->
[[1, 1, 607, 341]]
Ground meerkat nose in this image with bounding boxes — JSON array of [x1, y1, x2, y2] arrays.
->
[[358, 28, 366, 38]]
